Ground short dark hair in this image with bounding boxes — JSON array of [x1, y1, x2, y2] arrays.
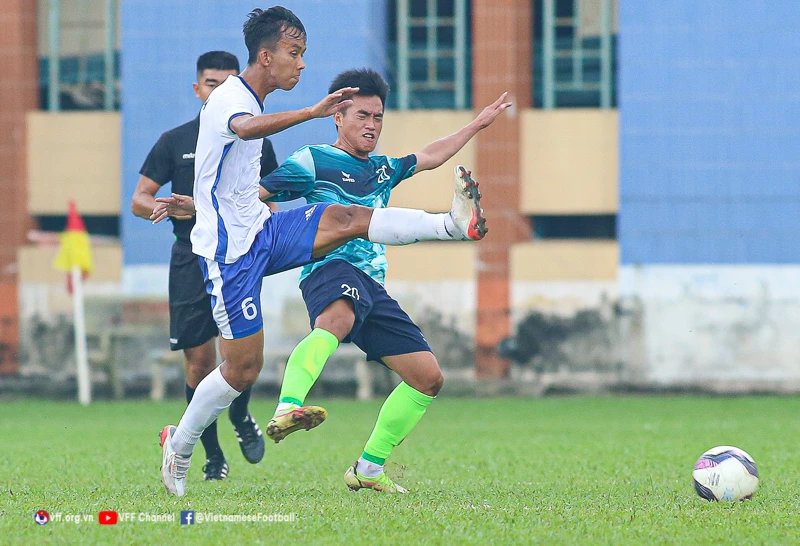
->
[[196, 51, 240, 75], [243, 6, 306, 65], [328, 68, 390, 107]]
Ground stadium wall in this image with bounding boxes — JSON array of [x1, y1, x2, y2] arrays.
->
[[19, 104, 622, 378], [618, 1, 800, 387], [27, 112, 121, 215], [520, 110, 618, 215], [22, 0, 626, 383]]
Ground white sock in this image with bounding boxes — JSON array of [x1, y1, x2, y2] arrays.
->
[[367, 208, 461, 245], [356, 457, 384, 478], [274, 402, 299, 416], [171, 366, 241, 456]]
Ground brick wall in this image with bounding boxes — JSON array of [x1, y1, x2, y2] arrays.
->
[[0, 0, 38, 373], [472, 1, 532, 378]]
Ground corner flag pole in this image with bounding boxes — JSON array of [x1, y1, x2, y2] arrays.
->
[[54, 201, 94, 405], [71, 265, 91, 405]]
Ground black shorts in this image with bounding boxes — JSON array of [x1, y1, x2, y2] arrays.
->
[[169, 240, 218, 351], [299, 260, 431, 364]]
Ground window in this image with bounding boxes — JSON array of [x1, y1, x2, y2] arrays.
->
[[533, 0, 617, 108], [532, 215, 616, 239], [387, 0, 471, 109], [39, 0, 120, 111], [37, 215, 120, 237]]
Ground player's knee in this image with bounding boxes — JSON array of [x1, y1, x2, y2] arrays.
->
[[427, 370, 444, 397], [327, 204, 370, 234], [418, 361, 444, 397], [238, 364, 261, 388], [229, 360, 261, 390], [242, 351, 264, 381], [315, 300, 356, 341], [223, 352, 263, 390]]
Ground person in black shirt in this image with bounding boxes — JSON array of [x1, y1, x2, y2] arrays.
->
[[131, 51, 275, 480]]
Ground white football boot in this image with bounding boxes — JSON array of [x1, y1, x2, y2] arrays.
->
[[159, 425, 191, 497], [449, 165, 488, 240]]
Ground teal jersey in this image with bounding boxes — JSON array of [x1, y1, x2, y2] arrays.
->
[[260, 144, 417, 284]]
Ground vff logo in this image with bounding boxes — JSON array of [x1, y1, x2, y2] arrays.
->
[[34, 510, 50, 525]]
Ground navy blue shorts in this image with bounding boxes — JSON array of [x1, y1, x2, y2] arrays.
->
[[299, 260, 431, 364], [200, 203, 330, 339]]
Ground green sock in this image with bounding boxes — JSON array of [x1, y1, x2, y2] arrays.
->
[[362, 382, 434, 465], [278, 328, 338, 407]]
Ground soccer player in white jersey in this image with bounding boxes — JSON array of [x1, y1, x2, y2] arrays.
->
[[156, 6, 499, 497]]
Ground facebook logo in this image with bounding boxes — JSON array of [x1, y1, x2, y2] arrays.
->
[[180, 511, 195, 525]]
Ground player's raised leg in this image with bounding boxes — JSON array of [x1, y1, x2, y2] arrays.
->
[[309, 166, 486, 259]]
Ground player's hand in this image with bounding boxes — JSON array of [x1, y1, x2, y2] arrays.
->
[[309, 87, 359, 118], [474, 92, 513, 129], [150, 193, 196, 224]]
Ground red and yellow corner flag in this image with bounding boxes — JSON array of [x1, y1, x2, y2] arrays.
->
[[54, 201, 93, 292]]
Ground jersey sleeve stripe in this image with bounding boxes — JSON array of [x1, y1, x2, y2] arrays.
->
[[227, 112, 251, 133]]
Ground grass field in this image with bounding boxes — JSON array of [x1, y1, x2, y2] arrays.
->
[[3, 395, 800, 545]]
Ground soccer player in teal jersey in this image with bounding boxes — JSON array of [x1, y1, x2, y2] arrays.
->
[[259, 69, 510, 492]]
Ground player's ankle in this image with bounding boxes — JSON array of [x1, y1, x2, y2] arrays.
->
[[356, 456, 385, 478], [274, 401, 300, 416]]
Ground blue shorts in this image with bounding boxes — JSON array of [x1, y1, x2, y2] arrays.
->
[[299, 259, 431, 364], [200, 203, 330, 339]]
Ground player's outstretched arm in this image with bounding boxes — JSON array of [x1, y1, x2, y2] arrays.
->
[[414, 92, 512, 173], [230, 87, 359, 140]]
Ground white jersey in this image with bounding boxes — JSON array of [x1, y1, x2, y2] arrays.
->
[[191, 75, 271, 263]]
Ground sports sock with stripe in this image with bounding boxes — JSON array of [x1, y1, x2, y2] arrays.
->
[[357, 381, 434, 476]]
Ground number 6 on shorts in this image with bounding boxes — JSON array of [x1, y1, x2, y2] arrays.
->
[[241, 297, 258, 320]]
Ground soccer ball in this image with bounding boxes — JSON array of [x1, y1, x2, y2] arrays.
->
[[692, 445, 759, 501]]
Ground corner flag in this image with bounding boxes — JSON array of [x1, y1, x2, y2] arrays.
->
[[54, 201, 93, 292], [53, 200, 94, 404]]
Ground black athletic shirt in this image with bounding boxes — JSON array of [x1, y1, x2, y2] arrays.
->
[[139, 116, 279, 243]]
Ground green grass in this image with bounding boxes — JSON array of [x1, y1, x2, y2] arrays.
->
[[2, 396, 800, 545]]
